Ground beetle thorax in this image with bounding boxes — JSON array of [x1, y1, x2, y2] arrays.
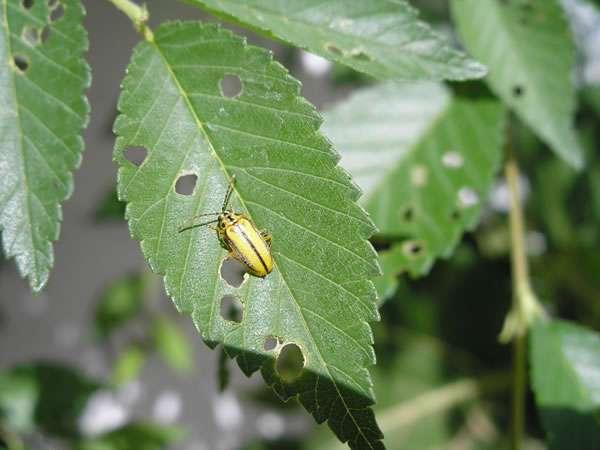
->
[[218, 210, 240, 229]]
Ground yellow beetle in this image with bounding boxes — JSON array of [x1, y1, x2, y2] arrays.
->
[[178, 175, 273, 277]]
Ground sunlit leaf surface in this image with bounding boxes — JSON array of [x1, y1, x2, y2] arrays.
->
[[114, 22, 382, 449], [183, 0, 487, 82]]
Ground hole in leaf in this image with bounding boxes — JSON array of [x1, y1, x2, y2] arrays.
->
[[325, 43, 344, 56], [13, 54, 29, 72], [512, 85, 524, 97], [458, 187, 479, 207], [175, 174, 197, 195], [40, 26, 50, 43], [410, 165, 427, 187], [220, 258, 246, 288], [220, 74, 242, 98], [442, 152, 463, 168], [350, 48, 372, 61], [49, 3, 64, 22], [21, 0, 34, 10], [220, 296, 243, 323], [276, 343, 305, 382], [400, 206, 415, 223], [47, 0, 57, 7], [402, 240, 425, 259], [123, 146, 147, 167], [23, 26, 39, 46], [263, 336, 278, 351]]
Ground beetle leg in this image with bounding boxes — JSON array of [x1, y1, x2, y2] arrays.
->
[[226, 250, 245, 264], [260, 231, 273, 248]]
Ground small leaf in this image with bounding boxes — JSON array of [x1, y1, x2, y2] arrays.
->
[[530, 319, 600, 449], [0, 363, 101, 438], [182, 0, 487, 82], [94, 185, 126, 222], [451, 0, 584, 169], [0, 0, 90, 292], [112, 346, 146, 385], [152, 317, 193, 374], [372, 243, 405, 304], [322, 83, 504, 277], [75, 422, 187, 450], [114, 22, 382, 449], [94, 274, 147, 338]]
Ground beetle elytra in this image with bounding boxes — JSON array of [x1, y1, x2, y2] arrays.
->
[[178, 175, 273, 277]]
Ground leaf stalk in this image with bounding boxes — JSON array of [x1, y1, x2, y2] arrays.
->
[[499, 114, 546, 450], [107, 0, 154, 41]]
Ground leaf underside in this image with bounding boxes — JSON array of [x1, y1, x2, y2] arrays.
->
[[183, 0, 487, 82], [451, 0, 584, 169], [114, 22, 383, 449], [0, 0, 89, 292], [530, 319, 600, 449], [323, 83, 504, 278]]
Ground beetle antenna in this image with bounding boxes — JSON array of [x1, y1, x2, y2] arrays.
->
[[221, 174, 236, 212], [177, 213, 220, 231]]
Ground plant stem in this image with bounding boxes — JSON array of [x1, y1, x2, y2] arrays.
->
[[501, 114, 545, 450], [107, 0, 153, 41]]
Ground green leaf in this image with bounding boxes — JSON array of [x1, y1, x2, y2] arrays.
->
[[152, 317, 193, 374], [322, 83, 504, 277], [451, 0, 584, 169], [75, 422, 187, 450], [114, 22, 382, 449], [0, 362, 100, 438], [94, 184, 126, 222], [372, 243, 405, 304], [112, 346, 146, 385], [182, 0, 487, 82], [530, 319, 600, 449], [0, 0, 90, 292], [94, 273, 147, 338]]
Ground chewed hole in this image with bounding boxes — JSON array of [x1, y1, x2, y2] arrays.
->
[[123, 145, 147, 167], [47, 0, 57, 6], [442, 152, 463, 168], [350, 48, 372, 61], [325, 43, 344, 56], [512, 85, 524, 97], [458, 187, 479, 207], [220, 296, 243, 323], [40, 26, 50, 43], [276, 343, 305, 382], [263, 336, 278, 351], [49, 3, 64, 22], [402, 240, 425, 259], [220, 258, 246, 288], [175, 174, 197, 195], [23, 26, 39, 46], [13, 54, 29, 72], [219, 74, 242, 98], [410, 165, 428, 187], [21, 0, 34, 10], [401, 206, 415, 223]]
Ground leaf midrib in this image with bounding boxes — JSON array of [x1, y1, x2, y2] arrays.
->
[[151, 31, 378, 447]]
